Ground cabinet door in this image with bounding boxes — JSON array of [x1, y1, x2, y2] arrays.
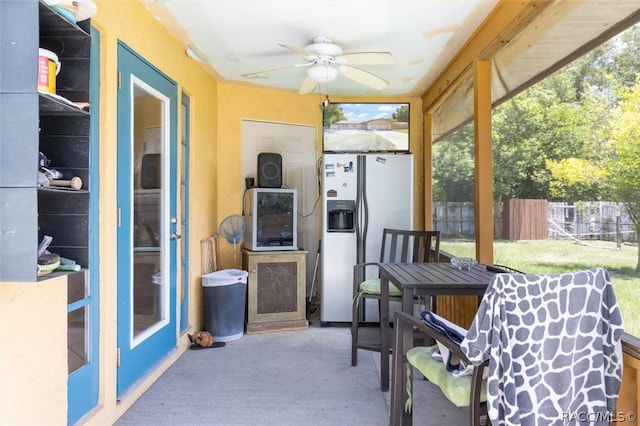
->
[[0, 0, 38, 93], [0, 188, 37, 281], [245, 252, 307, 324], [0, 94, 39, 188]]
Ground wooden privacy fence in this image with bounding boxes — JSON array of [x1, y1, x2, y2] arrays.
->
[[503, 199, 548, 240], [433, 200, 637, 242]]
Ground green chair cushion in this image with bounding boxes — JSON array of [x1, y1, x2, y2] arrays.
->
[[407, 345, 487, 408], [359, 278, 401, 297]]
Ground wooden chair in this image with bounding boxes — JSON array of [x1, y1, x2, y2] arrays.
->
[[392, 310, 489, 425], [351, 228, 440, 367], [200, 234, 220, 274], [391, 267, 624, 426]]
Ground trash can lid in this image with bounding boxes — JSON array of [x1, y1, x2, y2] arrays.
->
[[202, 268, 248, 287]]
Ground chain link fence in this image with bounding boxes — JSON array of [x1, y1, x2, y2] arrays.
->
[[433, 201, 637, 242]]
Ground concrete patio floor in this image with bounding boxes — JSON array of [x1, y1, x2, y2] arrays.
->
[[115, 313, 469, 426]]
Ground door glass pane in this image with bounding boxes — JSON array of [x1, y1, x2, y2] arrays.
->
[[67, 270, 87, 305], [68, 271, 89, 373], [132, 82, 165, 337], [180, 102, 186, 306], [68, 306, 87, 373]]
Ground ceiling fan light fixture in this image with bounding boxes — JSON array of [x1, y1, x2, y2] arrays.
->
[[305, 37, 343, 57], [307, 65, 339, 84]]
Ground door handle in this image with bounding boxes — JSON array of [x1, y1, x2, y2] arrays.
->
[[171, 233, 182, 240]]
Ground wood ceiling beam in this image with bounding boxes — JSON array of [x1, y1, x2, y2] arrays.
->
[[421, 0, 553, 114]]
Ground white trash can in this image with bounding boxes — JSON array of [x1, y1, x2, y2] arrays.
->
[[202, 269, 248, 342]]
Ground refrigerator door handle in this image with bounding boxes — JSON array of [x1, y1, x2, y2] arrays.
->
[[361, 157, 368, 258], [355, 155, 365, 265]]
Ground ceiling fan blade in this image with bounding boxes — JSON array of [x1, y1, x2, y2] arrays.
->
[[279, 43, 317, 59], [241, 63, 310, 77], [337, 52, 396, 65], [338, 65, 390, 91], [299, 76, 318, 94]]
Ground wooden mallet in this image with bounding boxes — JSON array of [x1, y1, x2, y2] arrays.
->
[[48, 176, 83, 190]]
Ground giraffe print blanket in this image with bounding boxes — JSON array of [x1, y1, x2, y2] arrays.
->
[[461, 268, 624, 426]]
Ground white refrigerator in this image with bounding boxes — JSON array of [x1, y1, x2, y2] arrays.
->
[[320, 153, 413, 323]]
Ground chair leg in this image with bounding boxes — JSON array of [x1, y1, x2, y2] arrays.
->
[[391, 313, 414, 425], [351, 297, 359, 366], [469, 362, 487, 426]]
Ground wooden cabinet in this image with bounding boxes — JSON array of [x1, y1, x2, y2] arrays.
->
[[242, 250, 308, 333], [0, 1, 91, 281]]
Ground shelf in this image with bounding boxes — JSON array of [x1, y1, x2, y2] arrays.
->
[[0, 0, 91, 281], [39, 92, 89, 116], [39, 1, 91, 39], [39, 1, 91, 105], [38, 186, 88, 193], [134, 247, 161, 253], [38, 268, 87, 282]]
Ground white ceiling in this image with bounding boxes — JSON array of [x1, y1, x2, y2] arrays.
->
[[142, 0, 640, 104], [142, 0, 500, 96]]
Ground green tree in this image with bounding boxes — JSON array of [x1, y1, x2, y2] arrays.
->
[[392, 104, 409, 122], [606, 82, 640, 271], [491, 50, 619, 202], [435, 24, 640, 208], [432, 126, 475, 202], [546, 158, 607, 202], [492, 92, 550, 201], [322, 104, 345, 127]]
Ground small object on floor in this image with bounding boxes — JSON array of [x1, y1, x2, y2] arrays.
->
[[188, 331, 225, 350]]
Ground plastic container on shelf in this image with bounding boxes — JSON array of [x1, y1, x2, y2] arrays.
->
[[37, 48, 61, 94]]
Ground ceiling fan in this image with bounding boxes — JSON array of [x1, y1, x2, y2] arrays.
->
[[241, 36, 396, 94]]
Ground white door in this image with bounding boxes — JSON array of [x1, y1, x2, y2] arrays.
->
[[241, 120, 318, 295]]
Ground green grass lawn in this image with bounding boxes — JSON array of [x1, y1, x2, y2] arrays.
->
[[440, 238, 640, 336]]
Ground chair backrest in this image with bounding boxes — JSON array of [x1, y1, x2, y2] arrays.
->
[[378, 229, 440, 264], [200, 234, 220, 274], [461, 267, 624, 425]]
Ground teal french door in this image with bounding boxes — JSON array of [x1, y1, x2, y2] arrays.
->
[[67, 27, 100, 426], [179, 93, 190, 333], [116, 42, 178, 395]]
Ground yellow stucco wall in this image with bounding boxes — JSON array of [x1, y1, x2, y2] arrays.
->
[[88, 0, 220, 422], [0, 1, 423, 425], [216, 84, 425, 267], [0, 276, 68, 425]]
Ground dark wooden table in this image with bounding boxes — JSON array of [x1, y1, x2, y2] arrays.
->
[[378, 262, 497, 392]]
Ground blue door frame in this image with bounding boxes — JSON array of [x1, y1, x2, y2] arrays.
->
[[67, 26, 100, 426], [180, 93, 190, 333]]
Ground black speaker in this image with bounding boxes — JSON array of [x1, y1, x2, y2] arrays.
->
[[257, 153, 282, 188], [140, 153, 161, 189]]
